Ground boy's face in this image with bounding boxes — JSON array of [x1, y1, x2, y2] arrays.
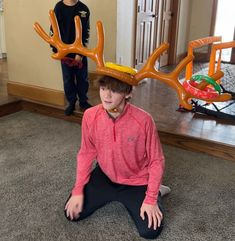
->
[[99, 86, 130, 113]]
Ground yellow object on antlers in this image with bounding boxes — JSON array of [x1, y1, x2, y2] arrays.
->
[[33, 10, 232, 110], [105, 62, 137, 75]]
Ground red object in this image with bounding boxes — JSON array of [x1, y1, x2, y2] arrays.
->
[[61, 57, 83, 68], [183, 80, 219, 99]]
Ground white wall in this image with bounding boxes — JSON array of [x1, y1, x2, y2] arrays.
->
[[188, 0, 214, 41], [176, 0, 214, 58], [176, 0, 192, 57], [116, 0, 136, 67], [5, 0, 63, 90]]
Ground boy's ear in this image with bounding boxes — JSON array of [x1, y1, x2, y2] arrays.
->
[[125, 93, 132, 99]]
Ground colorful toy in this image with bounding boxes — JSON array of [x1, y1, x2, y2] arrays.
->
[[190, 75, 221, 93], [183, 37, 235, 120]]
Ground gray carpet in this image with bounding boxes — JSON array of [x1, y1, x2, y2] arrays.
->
[[0, 111, 234, 241]]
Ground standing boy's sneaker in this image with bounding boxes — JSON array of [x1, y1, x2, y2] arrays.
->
[[64, 102, 76, 116], [79, 101, 92, 111], [160, 185, 171, 197]]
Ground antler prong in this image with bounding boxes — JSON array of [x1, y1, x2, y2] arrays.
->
[[74, 15, 83, 47], [34, 10, 105, 65], [170, 55, 193, 77], [34, 22, 52, 44], [95, 21, 105, 67], [135, 43, 169, 81], [74, 16, 104, 67], [49, 10, 60, 39]]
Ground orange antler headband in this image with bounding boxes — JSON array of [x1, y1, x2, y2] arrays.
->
[[34, 10, 196, 109]]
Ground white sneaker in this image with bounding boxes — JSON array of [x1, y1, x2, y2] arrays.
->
[[160, 185, 171, 197]]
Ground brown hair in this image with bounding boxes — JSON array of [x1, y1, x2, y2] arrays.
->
[[98, 76, 133, 94]]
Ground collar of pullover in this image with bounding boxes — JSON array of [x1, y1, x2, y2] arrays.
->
[[103, 103, 130, 121]]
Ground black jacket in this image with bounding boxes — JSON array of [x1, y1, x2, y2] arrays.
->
[[51, 0, 90, 58]]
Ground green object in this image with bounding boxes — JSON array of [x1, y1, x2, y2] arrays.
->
[[191, 74, 221, 94]]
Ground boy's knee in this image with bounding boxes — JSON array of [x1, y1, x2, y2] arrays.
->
[[139, 225, 163, 239]]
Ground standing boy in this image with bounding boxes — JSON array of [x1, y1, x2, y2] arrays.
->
[[64, 75, 169, 239], [52, 0, 92, 115]]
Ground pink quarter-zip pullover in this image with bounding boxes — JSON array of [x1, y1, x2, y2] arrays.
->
[[72, 103, 165, 205]]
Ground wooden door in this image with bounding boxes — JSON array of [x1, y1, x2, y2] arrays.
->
[[135, 0, 175, 69]]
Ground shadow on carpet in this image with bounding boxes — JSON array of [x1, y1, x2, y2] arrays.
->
[[0, 111, 234, 241]]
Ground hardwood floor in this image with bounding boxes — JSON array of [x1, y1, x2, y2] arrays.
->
[[1, 58, 235, 161], [131, 79, 235, 160]]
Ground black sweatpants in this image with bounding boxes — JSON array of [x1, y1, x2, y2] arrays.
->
[[64, 165, 164, 239]]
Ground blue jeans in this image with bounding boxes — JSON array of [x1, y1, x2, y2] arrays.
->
[[61, 57, 89, 104]]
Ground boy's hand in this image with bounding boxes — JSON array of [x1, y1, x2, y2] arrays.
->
[[75, 54, 83, 62], [140, 203, 163, 230], [65, 194, 84, 220]]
